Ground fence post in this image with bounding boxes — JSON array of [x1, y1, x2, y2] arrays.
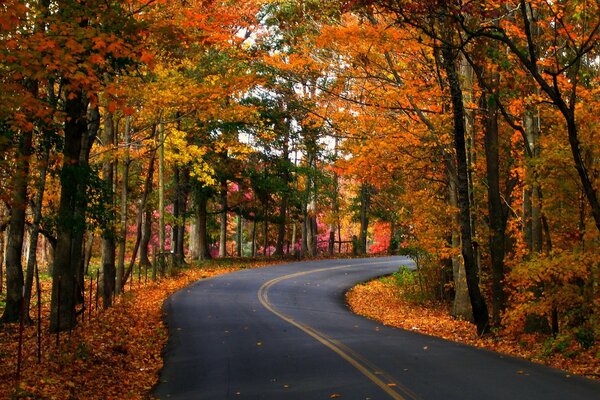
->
[[16, 285, 25, 384], [95, 270, 99, 313], [56, 276, 61, 347], [35, 261, 42, 364], [89, 274, 93, 320]]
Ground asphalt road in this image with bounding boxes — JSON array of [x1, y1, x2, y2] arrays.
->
[[154, 257, 600, 399]]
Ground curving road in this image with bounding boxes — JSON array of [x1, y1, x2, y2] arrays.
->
[[154, 257, 600, 399]]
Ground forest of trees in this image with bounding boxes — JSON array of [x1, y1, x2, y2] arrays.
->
[[1, 0, 599, 344]]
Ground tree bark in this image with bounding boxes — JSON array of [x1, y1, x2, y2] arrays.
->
[[191, 187, 212, 260], [358, 183, 371, 255], [158, 122, 166, 274], [0, 116, 33, 323], [275, 127, 290, 256], [139, 209, 152, 268], [116, 116, 130, 293], [442, 43, 489, 334], [50, 92, 96, 332], [101, 111, 116, 308], [263, 204, 269, 256], [237, 213, 243, 257], [483, 91, 508, 326], [449, 174, 473, 321], [218, 178, 228, 257], [175, 168, 189, 265]]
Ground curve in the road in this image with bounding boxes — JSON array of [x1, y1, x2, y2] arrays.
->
[[155, 257, 600, 400], [258, 261, 418, 400]]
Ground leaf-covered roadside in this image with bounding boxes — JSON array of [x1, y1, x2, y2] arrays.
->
[[0, 261, 273, 399], [347, 279, 600, 380]]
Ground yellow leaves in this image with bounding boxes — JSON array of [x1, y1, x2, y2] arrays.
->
[[164, 126, 215, 184]]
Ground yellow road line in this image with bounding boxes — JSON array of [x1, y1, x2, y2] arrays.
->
[[257, 261, 421, 400]]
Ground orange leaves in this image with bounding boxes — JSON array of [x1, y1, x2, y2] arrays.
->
[[348, 278, 600, 380], [0, 261, 278, 399]]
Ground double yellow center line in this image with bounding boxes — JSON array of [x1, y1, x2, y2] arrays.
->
[[257, 262, 421, 400]]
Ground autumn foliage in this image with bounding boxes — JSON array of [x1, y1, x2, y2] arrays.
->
[[2, 0, 600, 393]]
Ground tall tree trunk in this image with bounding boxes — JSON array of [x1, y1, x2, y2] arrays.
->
[[358, 183, 371, 255], [191, 188, 212, 260], [0, 115, 33, 323], [237, 213, 243, 257], [172, 165, 180, 261], [101, 111, 116, 308], [275, 127, 290, 256], [124, 151, 156, 285], [483, 91, 508, 326], [0, 228, 5, 294], [23, 134, 50, 320], [449, 174, 473, 320], [301, 202, 308, 257], [139, 209, 152, 268], [50, 92, 97, 332], [524, 110, 543, 254], [116, 116, 130, 293], [263, 203, 269, 256], [291, 221, 297, 256], [442, 43, 489, 334], [175, 168, 189, 265], [218, 179, 228, 258], [251, 218, 257, 257], [158, 122, 166, 274]]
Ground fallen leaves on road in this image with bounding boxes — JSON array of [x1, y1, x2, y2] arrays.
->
[[0, 260, 275, 399], [347, 280, 600, 380]]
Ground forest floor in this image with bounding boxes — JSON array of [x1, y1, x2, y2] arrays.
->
[[0, 258, 283, 400], [347, 277, 600, 381]]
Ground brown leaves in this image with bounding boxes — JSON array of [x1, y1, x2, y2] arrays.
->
[[0, 261, 277, 399]]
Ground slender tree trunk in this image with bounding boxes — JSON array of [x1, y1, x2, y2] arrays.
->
[[191, 188, 212, 260], [301, 202, 308, 257], [275, 128, 290, 256], [358, 183, 371, 255], [237, 213, 243, 257], [172, 166, 180, 262], [0, 228, 5, 294], [23, 137, 50, 320], [219, 179, 228, 257], [139, 209, 152, 268], [524, 110, 543, 253], [442, 43, 489, 334], [101, 111, 116, 308], [291, 221, 297, 256], [158, 122, 165, 274], [124, 151, 156, 284], [83, 232, 94, 275], [263, 204, 269, 256], [116, 116, 130, 293], [0, 117, 33, 323], [175, 168, 189, 265], [328, 227, 335, 255], [251, 218, 257, 257]]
